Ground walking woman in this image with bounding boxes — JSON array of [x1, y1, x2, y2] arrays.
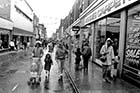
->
[[82, 44, 91, 71], [100, 38, 115, 83], [74, 46, 82, 70]]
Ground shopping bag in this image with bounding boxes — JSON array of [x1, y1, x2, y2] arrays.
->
[[100, 55, 107, 62]]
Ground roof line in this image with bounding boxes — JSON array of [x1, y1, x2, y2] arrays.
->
[[24, 0, 33, 12]]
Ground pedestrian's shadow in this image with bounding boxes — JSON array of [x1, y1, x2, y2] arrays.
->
[[81, 70, 90, 90]]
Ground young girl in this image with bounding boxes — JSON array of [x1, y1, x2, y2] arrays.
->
[[44, 53, 53, 80]]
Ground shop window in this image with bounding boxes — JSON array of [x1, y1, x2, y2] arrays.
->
[[95, 12, 121, 59], [124, 4, 140, 78], [107, 12, 120, 56], [95, 18, 106, 58], [1, 34, 9, 49]]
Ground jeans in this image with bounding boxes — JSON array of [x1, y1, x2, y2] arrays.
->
[[57, 59, 65, 76]]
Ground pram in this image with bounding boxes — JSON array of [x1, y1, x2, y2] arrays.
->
[[28, 57, 43, 86]]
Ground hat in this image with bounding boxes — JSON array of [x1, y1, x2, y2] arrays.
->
[[106, 38, 112, 42]]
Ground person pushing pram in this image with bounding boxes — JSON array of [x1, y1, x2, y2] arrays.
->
[[28, 41, 43, 85]]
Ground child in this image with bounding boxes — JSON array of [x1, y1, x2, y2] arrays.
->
[[28, 58, 42, 85], [111, 56, 120, 81], [44, 53, 53, 80]]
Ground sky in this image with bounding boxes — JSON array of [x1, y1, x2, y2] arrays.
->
[[27, 0, 75, 38]]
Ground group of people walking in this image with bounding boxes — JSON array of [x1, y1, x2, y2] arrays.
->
[[31, 40, 67, 83], [74, 43, 92, 71], [73, 37, 119, 83], [29, 37, 119, 88]]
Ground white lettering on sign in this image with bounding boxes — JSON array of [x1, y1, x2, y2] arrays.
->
[[84, 0, 138, 25], [126, 49, 140, 58]]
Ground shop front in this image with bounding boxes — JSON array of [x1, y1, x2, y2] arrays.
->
[[13, 27, 34, 49], [81, 0, 140, 86], [0, 16, 13, 51], [123, 3, 140, 86], [0, 28, 11, 49]]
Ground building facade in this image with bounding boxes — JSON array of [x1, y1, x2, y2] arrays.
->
[[0, 0, 13, 49], [61, 0, 140, 87], [33, 13, 39, 39], [38, 24, 46, 40], [10, 0, 34, 48]]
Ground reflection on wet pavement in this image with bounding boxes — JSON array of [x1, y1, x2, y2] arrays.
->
[[0, 48, 74, 93], [65, 53, 140, 93]]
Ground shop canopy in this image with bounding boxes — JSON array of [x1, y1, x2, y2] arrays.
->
[[13, 27, 35, 37]]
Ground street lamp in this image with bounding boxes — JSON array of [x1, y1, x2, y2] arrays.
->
[[68, 26, 80, 65]]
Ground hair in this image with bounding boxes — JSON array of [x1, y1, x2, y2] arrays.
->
[[45, 53, 52, 61]]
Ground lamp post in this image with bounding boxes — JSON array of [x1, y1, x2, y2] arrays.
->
[[70, 26, 80, 65]]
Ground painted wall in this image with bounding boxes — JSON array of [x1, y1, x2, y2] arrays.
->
[[10, 0, 33, 32]]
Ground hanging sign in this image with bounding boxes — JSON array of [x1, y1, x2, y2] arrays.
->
[[72, 26, 80, 31]]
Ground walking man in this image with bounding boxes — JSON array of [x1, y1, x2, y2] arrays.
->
[[55, 42, 67, 80]]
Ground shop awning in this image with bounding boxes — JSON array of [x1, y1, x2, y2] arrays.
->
[[13, 27, 35, 37]]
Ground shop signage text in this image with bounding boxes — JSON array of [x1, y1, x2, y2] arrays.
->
[[126, 47, 140, 59], [85, 0, 138, 25], [126, 46, 140, 64]]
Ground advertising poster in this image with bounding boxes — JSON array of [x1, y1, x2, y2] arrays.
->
[[125, 15, 140, 70]]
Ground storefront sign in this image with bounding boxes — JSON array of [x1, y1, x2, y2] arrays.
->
[[72, 26, 80, 31], [84, 0, 138, 25]]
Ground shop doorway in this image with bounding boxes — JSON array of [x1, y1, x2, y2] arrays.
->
[[95, 12, 121, 60], [106, 12, 121, 56]]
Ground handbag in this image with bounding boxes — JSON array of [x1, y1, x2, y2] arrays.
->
[[100, 54, 107, 62]]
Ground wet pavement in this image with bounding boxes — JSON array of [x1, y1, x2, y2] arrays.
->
[[65, 53, 140, 93], [0, 47, 74, 93], [1, 47, 140, 93]]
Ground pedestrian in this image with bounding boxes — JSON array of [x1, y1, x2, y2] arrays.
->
[[44, 53, 53, 80], [29, 42, 43, 84], [9, 40, 15, 51], [81, 43, 92, 71], [23, 41, 27, 50], [48, 44, 53, 53], [111, 38, 119, 81], [27, 41, 30, 50], [32, 42, 43, 79], [74, 46, 82, 70], [0, 39, 3, 49], [100, 38, 115, 83], [55, 42, 67, 81], [112, 56, 119, 81]]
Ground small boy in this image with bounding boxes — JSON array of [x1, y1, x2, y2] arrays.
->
[[112, 56, 120, 81]]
